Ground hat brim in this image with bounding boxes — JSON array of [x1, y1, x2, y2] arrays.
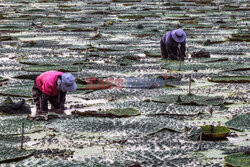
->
[[61, 82, 77, 92], [171, 30, 186, 43]]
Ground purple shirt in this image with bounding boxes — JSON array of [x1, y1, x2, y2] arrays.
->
[[160, 31, 186, 60]]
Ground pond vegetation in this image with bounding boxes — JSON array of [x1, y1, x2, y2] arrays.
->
[[0, 0, 249, 166]]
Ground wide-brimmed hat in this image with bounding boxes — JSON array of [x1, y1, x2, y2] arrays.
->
[[60, 73, 77, 92], [171, 29, 186, 43]]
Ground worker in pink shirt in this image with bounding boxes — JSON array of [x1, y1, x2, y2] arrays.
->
[[32, 71, 77, 114]]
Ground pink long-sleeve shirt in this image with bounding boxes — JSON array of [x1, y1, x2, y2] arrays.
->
[[36, 71, 64, 96]]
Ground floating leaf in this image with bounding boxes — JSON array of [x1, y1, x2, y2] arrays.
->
[[225, 114, 250, 131], [21, 65, 81, 72], [144, 51, 161, 58], [18, 57, 92, 66], [0, 145, 34, 164], [151, 94, 225, 106], [148, 105, 205, 116], [0, 84, 32, 98], [21, 40, 59, 47], [224, 152, 250, 167], [201, 125, 230, 139], [199, 58, 229, 63], [162, 60, 250, 72], [59, 27, 97, 32], [229, 32, 250, 42], [162, 62, 208, 71], [75, 107, 140, 118], [0, 116, 44, 135], [12, 74, 39, 80], [208, 76, 250, 83], [77, 82, 114, 90], [118, 14, 160, 19], [0, 35, 17, 41], [0, 76, 8, 82]]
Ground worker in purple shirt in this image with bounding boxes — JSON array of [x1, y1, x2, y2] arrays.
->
[[160, 29, 186, 60]]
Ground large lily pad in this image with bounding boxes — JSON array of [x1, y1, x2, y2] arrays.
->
[[18, 57, 92, 66], [224, 152, 250, 167], [208, 76, 250, 83], [21, 65, 81, 72], [229, 32, 250, 42], [0, 116, 44, 135], [0, 145, 34, 164], [77, 82, 114, 90], [201, 125, 230, 139], [182, 23, 213, 29], [0, 24, 28, 32], [21, 40, 59, 48], [162, 61, 250, 72], [118, 14, 161, 19], [144, 51, 161, 58], [12, 74, 40, 80], [225, 114, 250, 131], [132, 29, 161, 37], [117, 55, 141, 66], [0, 35, 17, 41], [208, 62, 250, 72], [0, 84, 32, 98], [75, 108, 140, 118], [199, 58, 229, 63], [148, 105, 205, 116], [162, 62, 208, 71], [151, 94, 225, 106], [59, 27, 97, 32], [0, 76, 8, 82]]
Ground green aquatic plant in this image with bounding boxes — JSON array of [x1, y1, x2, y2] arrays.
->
[[0, 76, 8, 82], [208, 76, 250, 83], [144, 51, 161, 58], [59, 27, 98, 32], [151, 94, 225, 106], [0, 84, 32, 98], [199, 58, 228, 63], [76, 82, 114, 90], [0, 116, 45, 135], [12, 74, 39, 80], [225, 114, 250, 132], [229, 32, 250, 42], [162, 62, 208, 71], [18, 57, 92, 66], [21, 40, 59, 47], [224, 152, 250, 167], [21, 65, 80, 72], [201, 125, 230, 139], [0, 144, 35, 164], [118, 14, 160, 19], [75, 107, 140, 118], [0, 35, 17, 41]]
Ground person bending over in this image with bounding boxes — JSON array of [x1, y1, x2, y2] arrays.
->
[[32, 71, 77, 114], [160, 29, 186, 60]]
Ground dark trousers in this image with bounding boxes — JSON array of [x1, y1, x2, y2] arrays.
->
[[160, 39, 169, 59], [160, 39, 183, 60], [32, 81, 66, 111]]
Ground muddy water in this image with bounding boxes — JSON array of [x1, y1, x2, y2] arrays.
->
[[0, 0, 249, 166]]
